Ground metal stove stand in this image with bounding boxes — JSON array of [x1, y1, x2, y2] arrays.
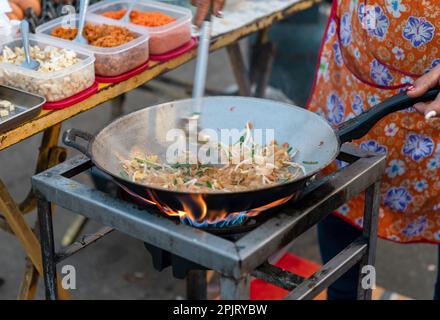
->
[[32, 145, 386, 300]]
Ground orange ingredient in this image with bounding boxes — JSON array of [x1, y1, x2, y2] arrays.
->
[[51, 23, 135, 47], [16, 0, 41, 17], [7, 1, 24, 20], [102, 9, 176, 27]]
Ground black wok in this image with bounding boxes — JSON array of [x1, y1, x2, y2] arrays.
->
[[63, 87, 440, 222]]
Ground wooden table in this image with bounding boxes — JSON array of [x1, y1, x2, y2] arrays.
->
[[0, 0, 320, 299]]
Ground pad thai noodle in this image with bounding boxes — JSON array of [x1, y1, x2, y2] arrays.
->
[[121, 123, 306, 192]]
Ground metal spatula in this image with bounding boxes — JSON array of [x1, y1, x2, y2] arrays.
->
[[74, 0, 89, 44], [20, 21, 40, 70]]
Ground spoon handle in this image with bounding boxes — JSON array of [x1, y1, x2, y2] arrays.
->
[[77, 0, 89, 37], [20, 21, 31, 65], [123, 0, 138, 22], [192, 16, 212, 114]]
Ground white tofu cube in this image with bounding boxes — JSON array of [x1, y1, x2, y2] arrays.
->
[[0, 109, 9, 117]]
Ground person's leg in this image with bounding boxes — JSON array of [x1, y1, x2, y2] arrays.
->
[[317, 213, 362, 300], [434, 245, 440, 300]]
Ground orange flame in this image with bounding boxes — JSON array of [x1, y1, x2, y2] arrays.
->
[[120, 184, 293, 227]]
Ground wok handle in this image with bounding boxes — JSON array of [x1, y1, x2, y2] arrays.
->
[[62, 128, 93, 157], [337, 86, 440, 144]]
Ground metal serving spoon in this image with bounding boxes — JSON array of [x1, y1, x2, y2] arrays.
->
[[180, 9, 212, 143], [74, 0, 89, 44], [20, 21, 40, 70], [122, 0, 138, 23]]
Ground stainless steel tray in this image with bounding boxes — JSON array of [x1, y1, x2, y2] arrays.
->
[[0, 85, 46, 134]]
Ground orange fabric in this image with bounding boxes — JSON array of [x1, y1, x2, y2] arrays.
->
[[308, 0, 440, 243]]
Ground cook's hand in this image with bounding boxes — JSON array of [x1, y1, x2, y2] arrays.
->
[[191, 0, 225, 27], [407, 64, 440, 119]]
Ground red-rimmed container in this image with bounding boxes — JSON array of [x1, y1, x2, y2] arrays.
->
[[36, 14, 150, 77], [0, 34, 95, 102], [89, 0, 192, 56], [43, 82, 99, 110], [149, 37, 197, 61]]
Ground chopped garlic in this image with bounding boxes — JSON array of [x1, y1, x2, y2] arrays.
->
[[0, 45, 78, 72], [0, 100, 15, 117], [0, 109, 9, 117]]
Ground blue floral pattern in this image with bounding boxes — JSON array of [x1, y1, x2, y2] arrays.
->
[[340, 13, 352, 46], [402, 133, 434, 161], [326, 92, 345, 125], [386, 0, 406, 18], [367, 5, 390, 39], [355, 217, 363, 228], [332, 42, 343, 67], [360, 140, 388, 154], [385, 159, 405, 178], [326, 20, 337, 42], [384, 187, 413, 211], [427, 157, 439, 171], [403, 17, 435, 48], [370, 59, 394, 86], [337, 204, 350, 216], [402, 216, 428, 238], [351, 95, 364, 115], [357, 3, 366, 25], [425, 58, 440, 73], [414, 180, 428, 192]]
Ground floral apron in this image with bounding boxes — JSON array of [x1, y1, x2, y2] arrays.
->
[[307, 0, 440, 243]]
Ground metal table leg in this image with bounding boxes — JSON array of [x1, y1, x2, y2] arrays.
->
[[220, 275, 250, 300], [186, 270, 208, 300], [357, 181, 380, 300]]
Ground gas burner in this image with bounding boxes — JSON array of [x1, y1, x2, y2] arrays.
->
[[118, 182, 290, 234], [33, 145, 385, 300]]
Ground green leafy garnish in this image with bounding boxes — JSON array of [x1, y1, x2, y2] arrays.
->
[[171, 162, 192, 169], [302, 161, 319, 165], [235, 134, 245, 145], [194, 182, 203, 187], [173, 178, 177, 185], [119, 171, 129, 179], [287, 146, 293, 154], [206, 181, 213, 189], [134, 158, 161, 168]]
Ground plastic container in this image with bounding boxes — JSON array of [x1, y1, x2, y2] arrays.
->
[[36, 14, 149, 77], [88, 0, 192, 55], [0, 34, 95, 102]]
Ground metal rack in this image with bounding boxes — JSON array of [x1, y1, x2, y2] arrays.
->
[[33, 144, 386, 300]]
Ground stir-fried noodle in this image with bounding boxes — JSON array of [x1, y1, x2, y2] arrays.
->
[[121, 123, 306, 192]]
